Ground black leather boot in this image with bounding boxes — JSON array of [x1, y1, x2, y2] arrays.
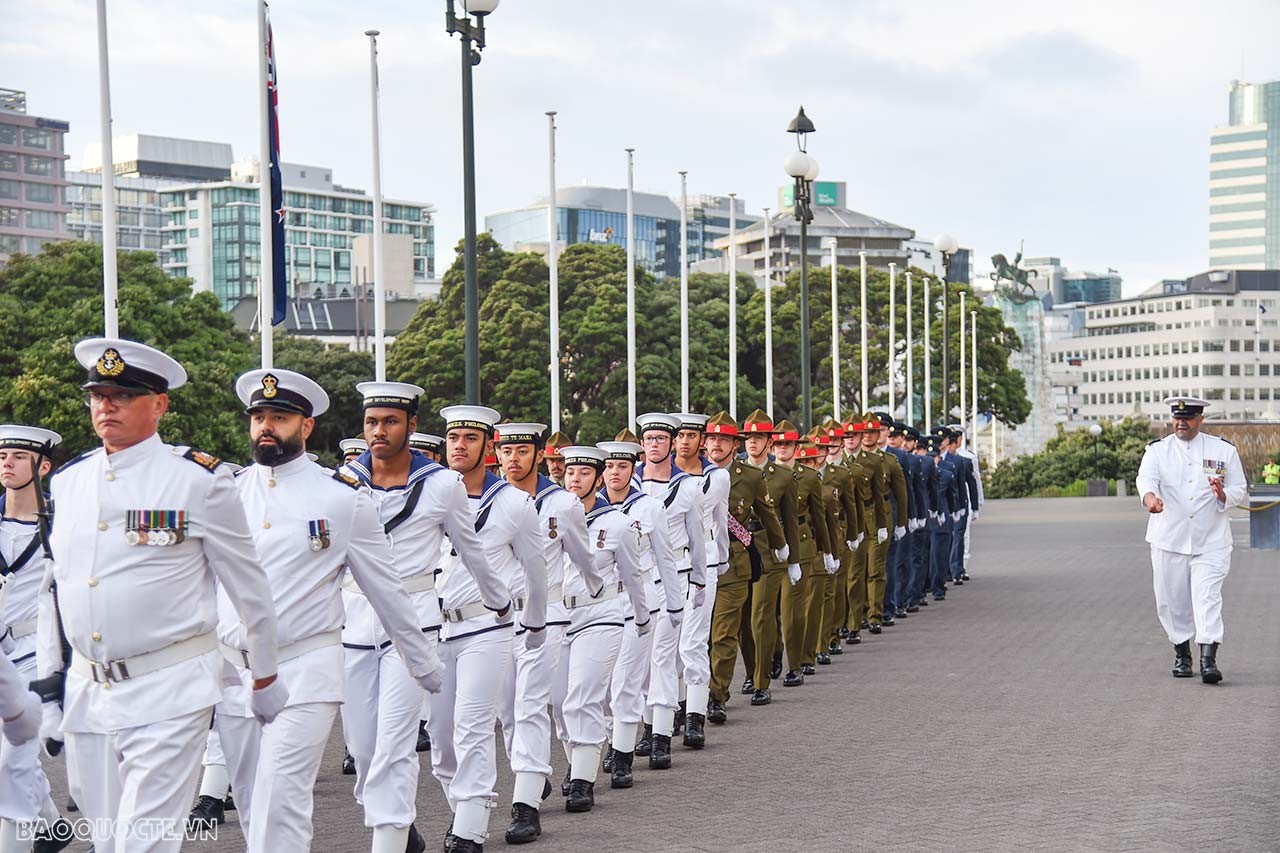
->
[[706, 699, 727, 724], [769, 653, 783, 680], [1200, 642, 1223, 684], [649, 733, 672, 769], [683, 713, 706, 749], [565, 779, 595, 812], [416, 720, 431, 753], [32, 817, 75, 853], [602, 746, 614, 773], [186, 795, 225, 832], [445, 836, 482, 853], [559, 765, 571, 796], [634, 723, 653, 756], [611, 750, 635, 788], [504, 803, 541, 844], [673, 700, 686, 735], [740, 677, 754, 695], [1172, 641, 1193, 678], [406, 823, 426, 853]]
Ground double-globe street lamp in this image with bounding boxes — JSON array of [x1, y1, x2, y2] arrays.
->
[[933, 231, 959, 423], [785, 106, 819, 430], [446, 0, 499, 404]]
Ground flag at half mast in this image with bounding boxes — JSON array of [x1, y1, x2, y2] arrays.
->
[[265, 8, 287, 325]]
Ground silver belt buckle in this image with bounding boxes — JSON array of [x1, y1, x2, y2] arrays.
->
[[91, 659, 130, 683], [513, 596, 526, 612], [442, 608, 461, 623], [235, 649, 251, 669]]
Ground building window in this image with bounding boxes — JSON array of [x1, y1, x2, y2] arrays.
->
[[22, 128, 54, 150], [0, 178, 17, 200], [24, 209, 59, 231], [24, 183, 56, 203], [188, 228, 199, 238], [23, 155, 55, 177], [0, 154, 16, 173]]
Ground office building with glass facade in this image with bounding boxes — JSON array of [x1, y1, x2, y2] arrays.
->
[[65, 172, 177, 265], [0, 88, 70, 266], [1209, 79, 1280, 270], [161, 159, 435, 310]]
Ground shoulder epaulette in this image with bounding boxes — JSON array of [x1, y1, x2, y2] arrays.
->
[[53, 448, 97, 477], [182, 448, 222, 473], [332, 470, 361, 489]]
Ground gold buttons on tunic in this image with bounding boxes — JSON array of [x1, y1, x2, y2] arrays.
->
[[91, 632, 102, 642], [97, 521, 108, 531], [263, 521, 272, 529], [105, 471, 116, 481], [88, 578, 98, 587], [268, 479, 276, 488]]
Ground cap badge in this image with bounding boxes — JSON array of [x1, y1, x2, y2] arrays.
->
[[262, 374, 279, 399], [97, 348, 125, 377]]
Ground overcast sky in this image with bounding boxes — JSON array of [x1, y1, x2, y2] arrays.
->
[[5, 0, 1280, 296]]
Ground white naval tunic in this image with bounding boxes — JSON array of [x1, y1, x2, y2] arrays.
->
[[1135, 432, 1247, 645], [678, 458, 728, 713], [43, 433, 279, 853]]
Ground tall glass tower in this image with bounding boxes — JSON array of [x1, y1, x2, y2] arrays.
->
[[1209, 80, 1280, 270]]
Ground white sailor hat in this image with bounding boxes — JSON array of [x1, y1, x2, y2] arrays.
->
[[75, 337, 187, 393], [596, 441, 642, 461], [637, 412, 680, 435], [0, 425, 62, 453], [1163, 396, 1209, 418], [409, 433, 445, 453], [440, 405, 501, 434], [236, 368, 330, 417], [494, 423, 548, 446], [339, 438, 368, 457], [357, 381, 424, 413], [672, 412, 709, 432], [561, 445, 607, 470]]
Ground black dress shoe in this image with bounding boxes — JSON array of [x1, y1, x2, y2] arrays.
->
[[750, 688, 771, 706], [707, 700, 727, 724], [882, 615, 895, 626], [505, 803, 541, 844], [740, 677, 755, 695], [446, 835, 482, 853], [828, 641, 843, 655], [65, 796, 78, 813], [918, 599, 929, 607], [683, 713, 706, 749], [32, 817, 75, 853], [1172, 640, 1193, 678], [416, 720, 431, 753], [342, 749, 356, 775], [442, 820, 455, 852], [953, 578, 964, 585], [634, 722, 653, 756], [610, 750, 635, 789], [895, 608, 908, 619], [869, 624, 883, 634], [187, 795, 225, 832], [783, 670, 804, 686], [801, 663, 816, 676], [960, 573, 970, 581], [932, 594, 945, 601], [406, 823, 427, 853], [905, 605, 919, 613], [816, 652, 831, 665], [838, 627, 849, 639], [565, 779, 595, 812], [769, 659, 784, 680], [845, 631, 861, 645], [223, 793, 236, 812], [649, 734, 672, 769], [602, 746, 615, 773], [861, 619, 870, 629], [1200, 642, 1223, 684]]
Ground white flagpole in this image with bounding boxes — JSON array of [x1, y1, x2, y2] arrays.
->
[[547, 111, 560, 432], [830, 239, 840, 422], [971, 309, 978, 433], [888, 262, 896, 416], [959, 290, 966, 431], [96, 0, 118, 337], [923, 274, 932, 429], [906, 271, 914, 426], [679, 171, 689, 413], [728, 192, 737, 419], [257, 0, 274, 368], [366, 30, 386, 382], [859, 250, 868, 413], [626, 148, 636, 428], [763, 207, 773, 418]]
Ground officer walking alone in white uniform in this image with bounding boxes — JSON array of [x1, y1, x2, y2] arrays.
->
[[1136, 397, 1247, 684]]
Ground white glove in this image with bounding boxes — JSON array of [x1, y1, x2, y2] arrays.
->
[[2, 690, 41, 747], [0, 627, 14, 656], [953, 511, 962, 523], [250, 677, 290, 724], [972, 511, 979, 523], [667, 608, 684, 630], [39, 701, 63, 758], [692, 584, 706, 608], [894, 525, 907, 541], [877, 528, 888, 544], [636, 619, 652, 638], [824, 554, 838, 575], [855, 533, 865, 550], [773, 544, 789, 563], [716, 562, 730, 577], [523, 628, 546, 652], [845, 540, 855, 552], [787, 563, 802, 585], [416, 663, 446, 694]]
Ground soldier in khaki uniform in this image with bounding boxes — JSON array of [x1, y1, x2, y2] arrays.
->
[[703, 412, 786, 725], [837, 427, 875, 645], [735, 411, 802, 705], [796, 430, 841, 677], [780, 436, 831, 686], [816, 420, 862, 659], [844, 413, 891, 634], [543, 430, 572, 486]]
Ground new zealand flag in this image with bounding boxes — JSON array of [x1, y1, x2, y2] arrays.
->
[[265, 13, 287, 325]]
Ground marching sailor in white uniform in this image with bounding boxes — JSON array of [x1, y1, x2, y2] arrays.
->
[[0, 649, 43, 853], [339, 382, 498, 853], [39, 338, 283, 853], [1136, 397, 1247, 684], [219, 369, 444, 853]]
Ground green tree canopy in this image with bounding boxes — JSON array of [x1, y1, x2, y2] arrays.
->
[[986, 417, 1155, 498]]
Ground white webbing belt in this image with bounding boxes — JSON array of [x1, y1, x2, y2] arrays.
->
[[563, 581, 624, 610], [220, 628, 343, 671], [71, 631, 218, 684]]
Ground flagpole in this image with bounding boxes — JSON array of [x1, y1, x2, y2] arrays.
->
[[888, 262, 896, 416], [96, 0, 118, 337], [906, 271, 914, 426], [625, 148, 636, 429], [256, 0, 274, 368], [830, 239, 839, 422], [971, 309, 978, 433], [366, 30, 386, 382], [763, 206, 773, 417], [959, 290, 966, 431], [859, 250, 868, 413], [547, 111, 561, 432], [679, 171, 689, 413], [728, 192, 737, 419], [923, 274, 932, 429]]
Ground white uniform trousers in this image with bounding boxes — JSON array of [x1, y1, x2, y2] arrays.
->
[[609, 614, 654, 753], [0, 658, 57, 829], [427, 627, 512, 843], [496, 625, 563, 808], [557, 625, 623, 782], [64, 706, 210, 853], [963, 520, 973, 569], [1151, 545, 1231, 645], [341, 639, 431, 829], [218, 701, 338, 853], [646, 577, 686, 735]]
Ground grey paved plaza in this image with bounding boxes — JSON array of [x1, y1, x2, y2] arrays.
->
[[45, 497, 1280, 852]]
